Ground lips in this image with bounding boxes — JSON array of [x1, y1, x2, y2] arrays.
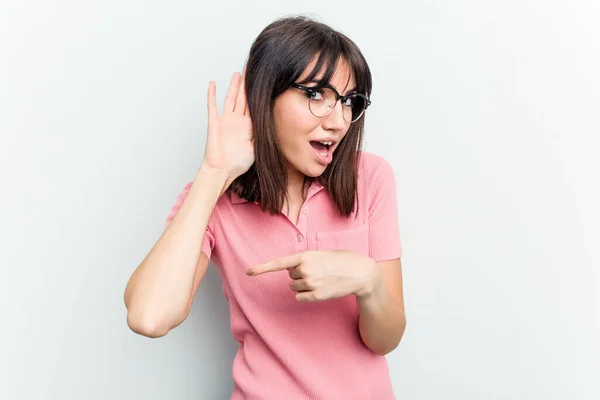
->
[[309, 140, 334, 165]]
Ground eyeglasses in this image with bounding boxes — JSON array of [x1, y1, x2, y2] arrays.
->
[[290, 83, 371, 123]]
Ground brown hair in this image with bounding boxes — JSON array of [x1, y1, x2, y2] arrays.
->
[[230, 15, 372, 217]]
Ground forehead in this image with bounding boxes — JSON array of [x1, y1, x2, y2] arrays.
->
[[298, 56, 356, 92]]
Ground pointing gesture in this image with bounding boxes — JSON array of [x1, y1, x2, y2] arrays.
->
[[247, 250, 382, 302]]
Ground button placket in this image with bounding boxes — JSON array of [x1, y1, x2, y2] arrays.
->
[[294, 203, 310, 248], [295, 182, 322, 250]]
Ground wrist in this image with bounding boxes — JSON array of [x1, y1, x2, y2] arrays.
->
[[355, 259, 385, 300], [197, 163, 232, 197]]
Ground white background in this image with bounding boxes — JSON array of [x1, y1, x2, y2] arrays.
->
[[1, 1, 598, 399]]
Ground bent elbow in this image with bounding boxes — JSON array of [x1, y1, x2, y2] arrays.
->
[[126, 309, 170, 338]]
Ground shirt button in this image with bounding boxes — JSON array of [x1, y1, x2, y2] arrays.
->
[[296, 234, 303, 242], [303, 207, 309, 215]]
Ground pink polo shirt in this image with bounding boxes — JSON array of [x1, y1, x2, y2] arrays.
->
[[165, 151, 403, 399]]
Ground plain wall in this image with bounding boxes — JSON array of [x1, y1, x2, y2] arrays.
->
[[1, 0, 598, 399]]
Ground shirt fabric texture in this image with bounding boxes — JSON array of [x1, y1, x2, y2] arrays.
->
[[165, 151, 403, 399]]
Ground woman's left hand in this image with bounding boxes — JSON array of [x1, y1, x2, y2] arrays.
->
[[246, 250, 382, 302]]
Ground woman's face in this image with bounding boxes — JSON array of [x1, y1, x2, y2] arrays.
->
[[273, 58, 355, 184]]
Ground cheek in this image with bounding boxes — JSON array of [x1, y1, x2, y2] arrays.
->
[[275, 102, 319, 144]]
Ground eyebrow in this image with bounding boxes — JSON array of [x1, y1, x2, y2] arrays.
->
[[300, 80, 358, 96]]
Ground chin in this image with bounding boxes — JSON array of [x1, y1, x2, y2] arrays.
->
[[286, 150, 330, 179], [302, 169, 325, 178], [299, 161, 327, 178]]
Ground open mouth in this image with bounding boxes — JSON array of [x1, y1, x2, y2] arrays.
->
[[309, 140, 336, 165], [309, 140, 333, 153]]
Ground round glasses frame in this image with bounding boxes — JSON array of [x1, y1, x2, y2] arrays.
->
[[290, 83, 371, 123]]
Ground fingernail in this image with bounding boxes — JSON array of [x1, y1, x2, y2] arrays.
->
[[246, 269, 254, 275]]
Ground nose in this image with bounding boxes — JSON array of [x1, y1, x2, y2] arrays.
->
[[321, 100, 347, 132]]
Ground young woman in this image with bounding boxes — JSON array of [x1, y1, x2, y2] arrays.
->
[[124, 16, 406, 400]]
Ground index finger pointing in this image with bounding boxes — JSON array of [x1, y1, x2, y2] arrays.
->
[[247, 253, 302, 275]]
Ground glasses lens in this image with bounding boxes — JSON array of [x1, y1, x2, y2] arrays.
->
[[308, 87, 336, 118], [347, 94, 367, 123], [307, 87, 368, 123]]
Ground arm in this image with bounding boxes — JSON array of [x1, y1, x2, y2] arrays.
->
[[124, 165, 228, 338], [356, 258, 406, 355], [357, 154, 405, 355], [249, 154, 407, 353], [248, 249, 406, 356], [124, 68, 253, 338]]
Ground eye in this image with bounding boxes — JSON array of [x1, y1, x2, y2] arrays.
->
[[306, 89, 325, 101], [342, 94, 357, 107]]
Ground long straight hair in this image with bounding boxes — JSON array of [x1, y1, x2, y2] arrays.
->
[[230, 16, 373, 217]]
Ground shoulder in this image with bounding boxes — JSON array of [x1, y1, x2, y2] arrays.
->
[[357, 150, 397, 185], [356, 151, 398, 212]]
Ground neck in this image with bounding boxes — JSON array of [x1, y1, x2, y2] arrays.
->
[[284, 169, 308, 211]]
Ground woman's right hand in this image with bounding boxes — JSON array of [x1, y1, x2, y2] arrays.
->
[[201, 68, 254, 183]]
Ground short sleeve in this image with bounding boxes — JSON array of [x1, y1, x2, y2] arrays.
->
[[164, 182, 216, 259], [366, 155, 403, 262]]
